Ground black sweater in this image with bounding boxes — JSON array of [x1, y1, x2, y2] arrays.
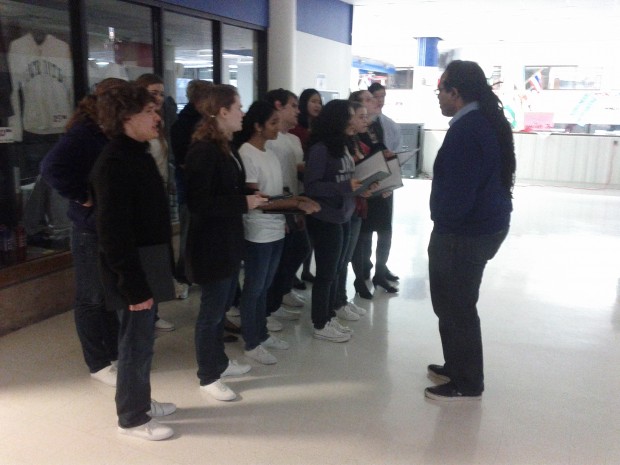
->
[[91, 134, 171, 304], [185, 139, 250, 284]]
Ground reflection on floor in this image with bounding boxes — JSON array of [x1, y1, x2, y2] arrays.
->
[[1, 180, 619, 465]]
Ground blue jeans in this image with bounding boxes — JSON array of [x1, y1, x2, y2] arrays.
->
[[428, 229, 508, 395], [115, 304, 155, 428], [71, 228, 119, 373], [334, 215, 361, 309], [195, 273, 239, 385], [240, 239, 284, 351], [306, 217, 350, 329]]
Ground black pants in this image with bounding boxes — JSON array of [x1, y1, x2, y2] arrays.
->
[[266, 227, 311, 315], [428, 229, 508, 394], [306, 217, 350, 329]]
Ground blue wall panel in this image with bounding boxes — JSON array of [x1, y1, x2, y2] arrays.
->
[[163, 0, 269, 27], [297, 0, 352, 45]]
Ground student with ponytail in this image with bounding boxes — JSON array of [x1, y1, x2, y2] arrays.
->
[[184, 85, 266, 402]]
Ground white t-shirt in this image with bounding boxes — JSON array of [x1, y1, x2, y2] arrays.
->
[[239, 142, 286, 243], [266, 132, 303, 195]]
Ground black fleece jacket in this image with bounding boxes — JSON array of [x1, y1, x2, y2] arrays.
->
[[90, 134, 171, 304]]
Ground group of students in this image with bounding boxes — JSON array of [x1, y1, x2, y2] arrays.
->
[[40, 74, 404, 441], [39, 59, 516, 441]]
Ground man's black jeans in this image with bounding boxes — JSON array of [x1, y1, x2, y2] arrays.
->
[[428, 228, 508, 394]]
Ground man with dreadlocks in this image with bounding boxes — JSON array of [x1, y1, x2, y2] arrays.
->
[[425, 60, 516, 401]]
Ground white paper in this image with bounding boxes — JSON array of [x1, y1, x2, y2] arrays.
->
[[354, 151, 390, 182]]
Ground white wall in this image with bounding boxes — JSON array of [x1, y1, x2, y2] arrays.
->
[[292, 31, 352, 99], [422, 130, 620, 188]]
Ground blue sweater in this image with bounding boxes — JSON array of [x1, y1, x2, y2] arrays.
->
[[304, 142, 355, 224], [40, 119, 108, 233], [430, 110, 512, 235]]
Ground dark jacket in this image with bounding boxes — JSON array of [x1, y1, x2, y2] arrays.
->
[[90, 134, 172, 305], [430, 109, 512, 235], [40, 118, 108, 233], [185, 139, 250, 284], [170, 103, 202, 204]]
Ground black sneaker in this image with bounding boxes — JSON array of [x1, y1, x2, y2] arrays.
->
[[427, 364, 451, 383], [424, 382, 482, 402]]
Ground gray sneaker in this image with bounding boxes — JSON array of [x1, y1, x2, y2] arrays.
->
[[330, 317, 354, 334], [313, 321, 351, 343], [245, 345, 277, 365], [118, 419, 173, 441]]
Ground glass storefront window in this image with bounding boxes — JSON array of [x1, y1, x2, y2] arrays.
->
[[163, 11, 213, 111], [0, 0, 73, 267], [222, 24, 256, 110], [85, 0, 153, 90]]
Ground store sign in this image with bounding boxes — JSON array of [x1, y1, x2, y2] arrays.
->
[[0, 128, 14, 143], [523, 112, 554, 132]]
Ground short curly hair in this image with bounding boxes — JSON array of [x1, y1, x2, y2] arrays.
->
[[97, 81, 156, 138]]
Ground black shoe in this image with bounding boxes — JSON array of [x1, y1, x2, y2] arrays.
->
[[424, 382, 482, 402], [427, 364, 451, 383], [354, 279, 373, 299], [363, 263, 373, 280], [293, 276, 307, 290], [301, 271, 315, 283], [372, 276, 398, 293], [222, 334, 239, 343], [385, 270, 400, 281]]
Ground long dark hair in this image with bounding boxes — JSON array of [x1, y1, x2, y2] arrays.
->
[[298, 88, 321, 129], [308, 99, 351, 158], [234, 100, 276, 147], [443, 60, 516, 196]]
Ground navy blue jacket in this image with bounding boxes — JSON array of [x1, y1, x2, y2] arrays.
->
[[430, 110, 512, 235], [305, 142, 356, 224], [40, 118, 108, 233]]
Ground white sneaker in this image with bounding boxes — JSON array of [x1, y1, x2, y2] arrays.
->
[[330, 317, 354, 335], [227, 306, 241, 317], [245, 345, 277, 365], [200, 379, 236, 401], [148, 399, 177, 417], [221, 360, 251, 377], [347, 301, 367, 316], [90, 365, 116, 387], [266, 316, 283, 332], [155, 318, 175, 331], [262, 335, 290, 350], [118, 419, 173, 441], [272, 306, 301, 320], [313, 321, 351, 343], [174, 281, 189, 299], [282, 292, 304, 307], [335, 305, 360, 321]]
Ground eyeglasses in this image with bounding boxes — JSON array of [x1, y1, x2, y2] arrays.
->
[[434, 86, 446, 96]]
